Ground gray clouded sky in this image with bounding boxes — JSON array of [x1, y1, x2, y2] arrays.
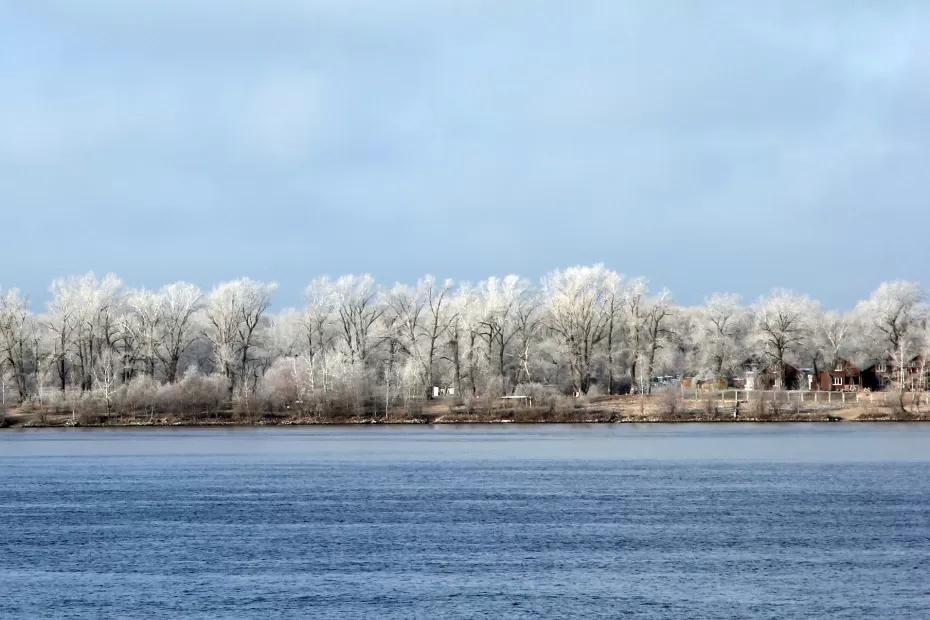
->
[[1, 1, 928, 308]]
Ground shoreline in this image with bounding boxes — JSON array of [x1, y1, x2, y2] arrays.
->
[[4, 416, 929, 430]]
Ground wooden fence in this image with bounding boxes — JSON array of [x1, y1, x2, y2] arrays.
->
[[679, 389, 930, 406]]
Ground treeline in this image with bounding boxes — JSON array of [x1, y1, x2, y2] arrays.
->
[[0, 266, 926, 417]]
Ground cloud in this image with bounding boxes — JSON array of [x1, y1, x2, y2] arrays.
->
[[1, 2, 929, 308]]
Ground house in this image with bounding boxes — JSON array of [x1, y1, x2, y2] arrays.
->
[[813, 358, 862, 392], [861, 356, 893, 391], [862, 355, 928, 391]]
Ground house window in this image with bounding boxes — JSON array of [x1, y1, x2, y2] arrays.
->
[[832, 376, 843, 386], [834, 362, 844, 371], [878, 362, 887, 373]]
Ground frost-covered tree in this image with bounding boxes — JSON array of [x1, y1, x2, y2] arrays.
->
[[205, 278, 277, 395], [602, 271, 625, 394], [302, 277, 338, 365], [813, 310, 852, 372], [156, 282, 203, 383], [476, 275, 533, 395], [420, 276, 456, 396], [541, 264, 615, 395], [44, 286, 75, 393], [624, 277, 649, 391], [48, 273, 123, 392], [332, 274, 382, 367], [445, 286, 485, 397], [0, 290, 36, 402], [641, 290, 675, 393], [699, 293, 748, 381], [855, 281, 926, 388], [124, 289, 162, 379], [754, 290, 817, 388]]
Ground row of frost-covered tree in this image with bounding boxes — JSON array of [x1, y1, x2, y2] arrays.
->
[[0, 266, 926, 412]]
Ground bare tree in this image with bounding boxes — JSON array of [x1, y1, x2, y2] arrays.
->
[[625, 278, 648, 392], [700, 293, 747, 382], [0, 290, 35, 402], [815, 310, 852, 372], [205, 278, 277, 395], [642, 290, 675, 394], [755, 290, 817, 389], [420, 276, 455, 397], [541, 265, 615, 395], [48, 273, 123, 392], [855, 281, 926, 392], [124, 290, 162, 379], [302, 277, 338, 365], [157, 282, 203, 383], [477, 275, 532, 395], [334, 274, 383, 366]]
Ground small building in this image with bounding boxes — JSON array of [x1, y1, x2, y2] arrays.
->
[[742, 356, 799, 390], [431, 385, 456, 398]]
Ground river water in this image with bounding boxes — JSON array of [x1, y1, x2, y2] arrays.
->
[[1, 424, 929, 618]]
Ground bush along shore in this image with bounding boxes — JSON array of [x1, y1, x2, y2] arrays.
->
[[3, 392, 929, 428]]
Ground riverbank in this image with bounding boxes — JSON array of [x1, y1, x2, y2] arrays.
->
[[3, 394, 929, 428]]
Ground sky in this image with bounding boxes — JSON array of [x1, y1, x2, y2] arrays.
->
[[1, 1, 929, 310]]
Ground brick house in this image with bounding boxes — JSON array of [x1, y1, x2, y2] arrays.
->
[[813, 358, 862, 392]]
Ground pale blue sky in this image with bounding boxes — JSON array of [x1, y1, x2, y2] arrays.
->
[[1, 1, 928, 308]]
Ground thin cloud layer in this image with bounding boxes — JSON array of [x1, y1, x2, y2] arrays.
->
[[1, 2, 928, 308]]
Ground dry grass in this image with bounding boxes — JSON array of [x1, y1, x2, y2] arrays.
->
[[5, 393, 930, 427]]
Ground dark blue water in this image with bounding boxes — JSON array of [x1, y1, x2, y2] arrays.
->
[[1, 424, 929, 618]]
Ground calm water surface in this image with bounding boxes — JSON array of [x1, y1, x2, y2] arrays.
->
[[1, 424, 929, 618]]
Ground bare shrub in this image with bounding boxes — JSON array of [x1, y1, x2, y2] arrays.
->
[[483, 376, 505, 399], [403, 398, 424, 419], [181, 372, 228, 417], [156, 369, 228, 418], [661, 388, 682, 417], [155, 382, 182, 413], [233, 395, 261, 422], [768, 397, 782, 419], [41, 389, 72, 414], [701, 394, 718, 419], [122, 375, 158, 417], [76, 411, 107, 425], [257, 358, 301, 412], [893, 391, 909, 417], [461, 394, 495, 419]]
